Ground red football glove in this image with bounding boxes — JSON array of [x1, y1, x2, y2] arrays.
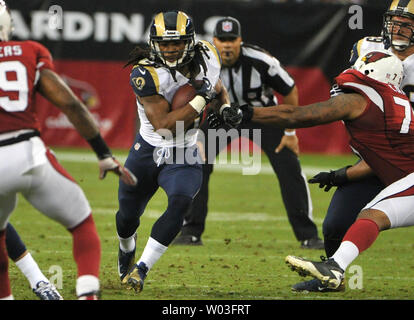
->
[[98, 157, 137, 186]]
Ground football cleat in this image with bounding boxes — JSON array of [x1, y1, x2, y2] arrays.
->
[[118, 234, 137, 282], [118, 248, 136, 282], [171, 234, 203, 246], [122, 262, 148, 292], [300, 237, 324, 250], [291, 278, 345, 293], [33, 281, 63, 300], [78, 291, 100, 300], [285, 255, 345, 289]]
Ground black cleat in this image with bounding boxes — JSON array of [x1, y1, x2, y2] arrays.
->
[[171, 234, 203, 246], [122, 262, 148, 292], [118, 234, 137, 282], [291, 278, 345, 293], [285, 255, 345, 289], [301, 237, 324, 250]]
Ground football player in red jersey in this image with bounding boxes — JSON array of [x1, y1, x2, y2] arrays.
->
[[0, 2, 136, 300], [287, 0, 414, 293], [220, 50, 414, 290]]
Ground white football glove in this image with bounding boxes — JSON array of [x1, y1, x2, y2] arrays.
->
[[98, 157, 137, 186]]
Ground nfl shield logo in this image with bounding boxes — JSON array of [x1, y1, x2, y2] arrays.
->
[[222, 21, 233, 32]]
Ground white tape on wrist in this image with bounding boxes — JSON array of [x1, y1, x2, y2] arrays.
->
[[284, 130, 296, 136], [189, 95, 207, 113], [219, 104, 231, 115]]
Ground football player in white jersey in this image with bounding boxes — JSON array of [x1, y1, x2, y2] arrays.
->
[[350, 0, 414, 102], [116, 11, 231, 292], [289, 0, 414, 292]]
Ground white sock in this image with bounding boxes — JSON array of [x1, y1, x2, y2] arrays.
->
[[0, 295, 13, 300], [118, 233, 136, 253], [331, 241, 360, 271], [137, 237, 168, 271], [76, 275, 100, 297], [15, 252, 49, 289]]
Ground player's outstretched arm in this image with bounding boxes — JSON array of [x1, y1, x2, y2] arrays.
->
[[251, 93, 367, 128], [275, 85, 299, 155], [37, 69, 137, 186]]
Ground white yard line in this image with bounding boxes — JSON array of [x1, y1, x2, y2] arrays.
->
[[53, 151, 329, 176], [73, 207, 326, 224]]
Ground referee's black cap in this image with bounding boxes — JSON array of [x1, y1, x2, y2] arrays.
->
[[214, 17, 241, 39]]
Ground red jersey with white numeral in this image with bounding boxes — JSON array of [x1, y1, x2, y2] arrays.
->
[[0, 40, 55, 134], [335, 69, 414, 186]]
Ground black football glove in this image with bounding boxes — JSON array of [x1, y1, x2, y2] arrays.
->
[[194, 77, 216, 104], [207, 112, 223, 129], [207, 104, 241, 129], [308, 165, 351, 192], [220, 105, 243, 128], [219, 103, 254, 128]]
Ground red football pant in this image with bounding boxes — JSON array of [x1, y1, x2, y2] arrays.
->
[[69, 215, 101, 277]]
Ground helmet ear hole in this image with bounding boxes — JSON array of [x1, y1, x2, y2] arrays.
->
[[365, 70, 370, 75]]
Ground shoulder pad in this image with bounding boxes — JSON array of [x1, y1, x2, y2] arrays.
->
[[349, 40, 362, 65], [130, 65, 160, 97], [199, 40, 221, 66], [349, 37, 384, 66]]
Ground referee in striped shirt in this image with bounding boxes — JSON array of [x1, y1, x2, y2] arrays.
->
[[173, 16, 323, 249]]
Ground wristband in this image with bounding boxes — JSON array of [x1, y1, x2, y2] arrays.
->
[[189, 95, 207, 114], [87, 134, 112, 160], [284, 130, 296, 136]]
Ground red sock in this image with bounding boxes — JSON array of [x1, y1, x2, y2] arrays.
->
[[69, 215, 101, 277], [0, 230, 11, 298], [342, 218, 380, 253]]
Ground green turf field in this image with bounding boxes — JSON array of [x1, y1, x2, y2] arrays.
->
[[7, 148, 414, 300]]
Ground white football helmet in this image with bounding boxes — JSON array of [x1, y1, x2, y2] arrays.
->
[[0, 1, 12, 41], [353, 50, 404, 87]]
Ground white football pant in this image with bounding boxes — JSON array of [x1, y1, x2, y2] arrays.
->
[[363, 172, 414, 228], [0, 136, 91, 230]]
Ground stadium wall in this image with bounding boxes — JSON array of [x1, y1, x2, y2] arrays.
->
[[8, 0, 388, 153]]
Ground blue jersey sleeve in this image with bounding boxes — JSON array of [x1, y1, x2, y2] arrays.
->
[[130, 65, 159, 97]]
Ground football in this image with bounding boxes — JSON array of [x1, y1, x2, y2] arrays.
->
[[170, 80, 203, 111]]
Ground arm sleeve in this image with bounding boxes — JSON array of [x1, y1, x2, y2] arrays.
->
[[265, 57, 295, 96], [31, 41, 55, 72]]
